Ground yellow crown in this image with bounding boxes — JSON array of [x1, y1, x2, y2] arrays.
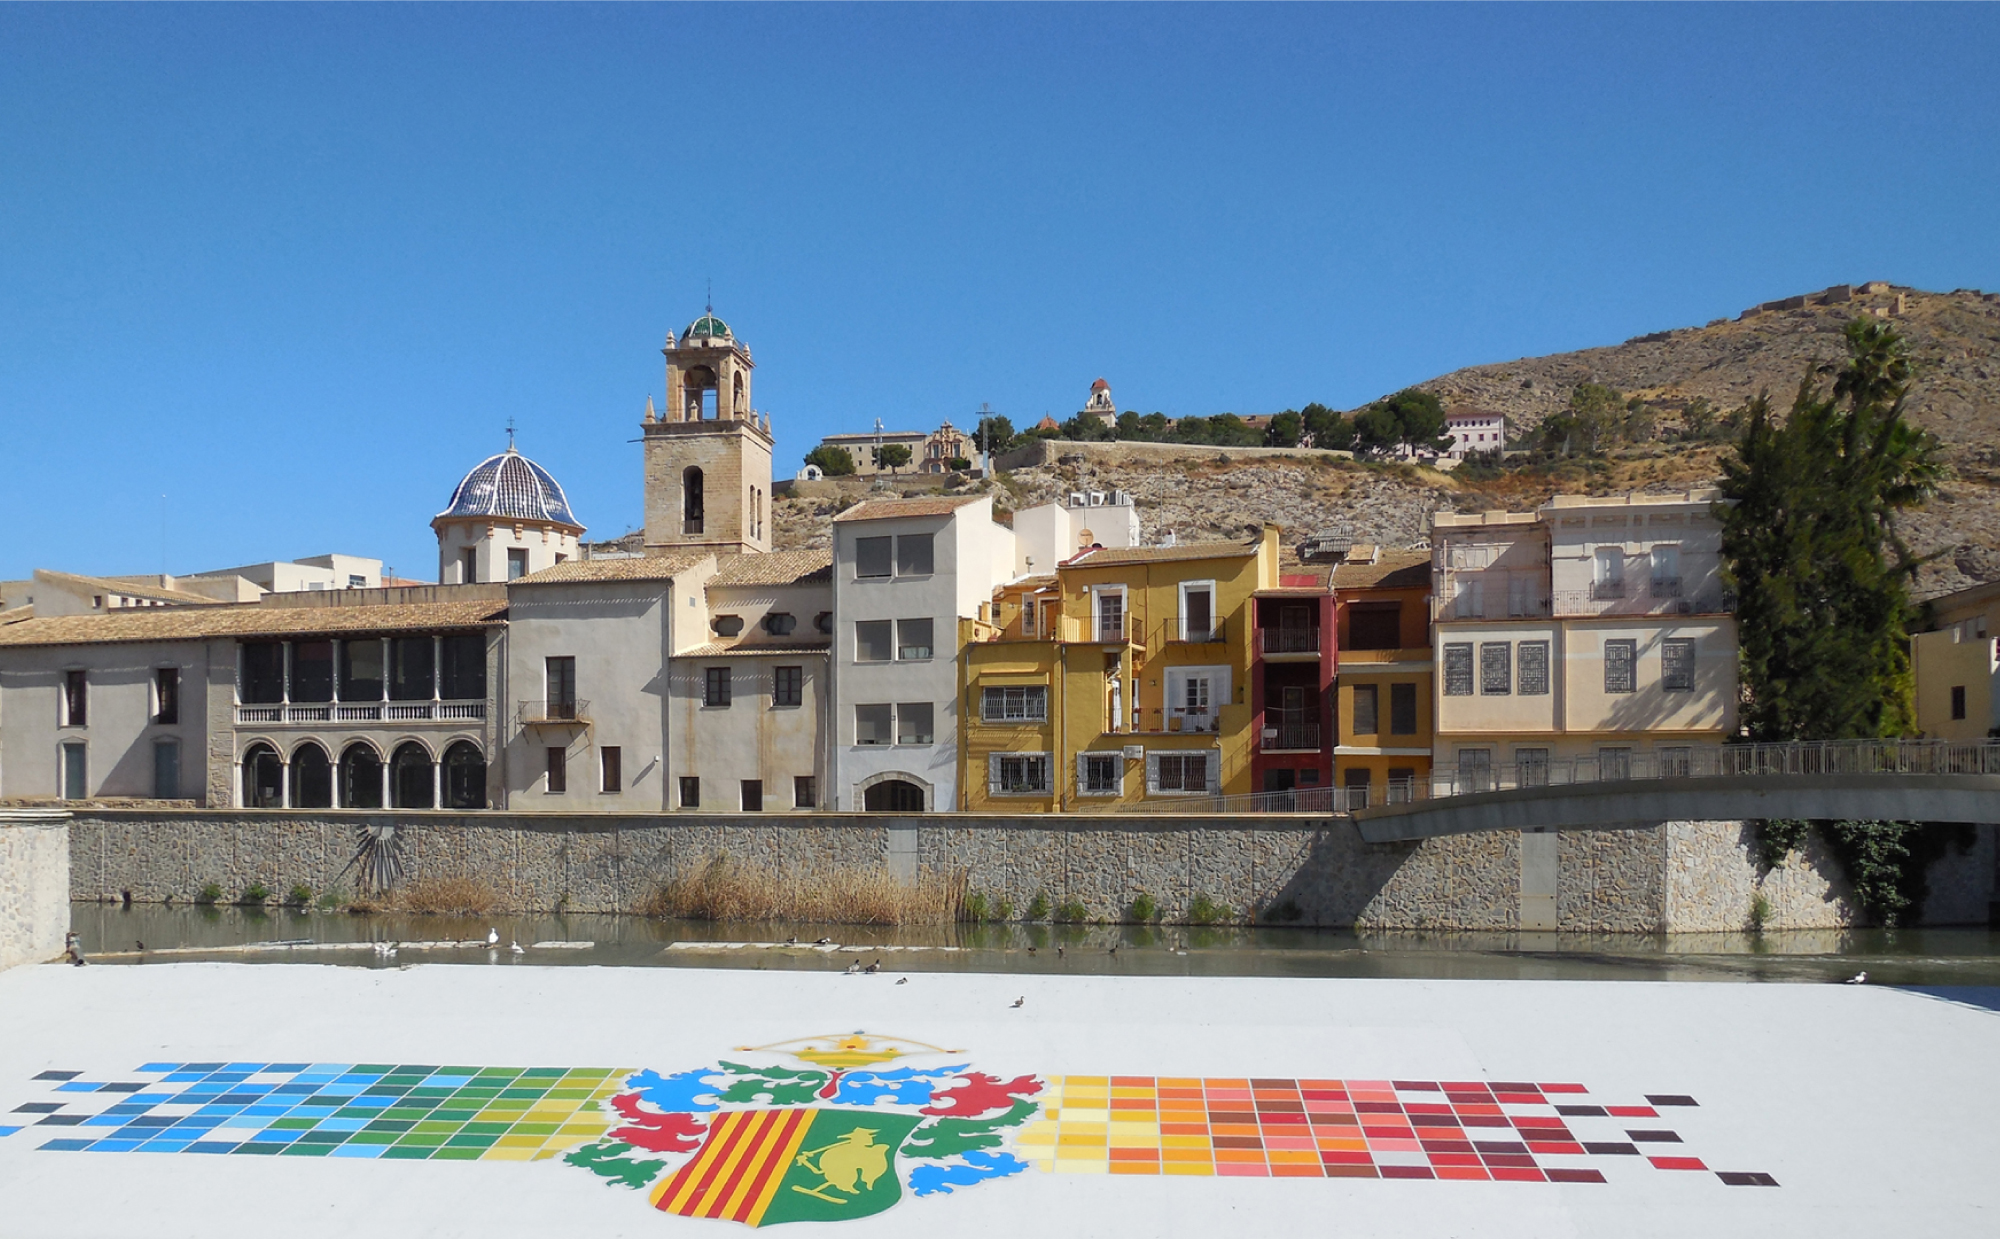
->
[[734, 1031, 960, 1070]]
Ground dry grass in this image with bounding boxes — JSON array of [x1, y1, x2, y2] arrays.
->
[[388, 876, 501, 917], [643, 855, 965, 926]]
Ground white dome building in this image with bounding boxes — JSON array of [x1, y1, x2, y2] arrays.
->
[[433, 443, 585, 583]]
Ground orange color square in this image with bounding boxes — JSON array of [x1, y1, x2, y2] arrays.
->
[[1299, 1080, 1345, 1091], [1111, 1077, 1154, 1088], [1211, 1123, 1261, 1137], [1109, 1148, 1159, 1162], [1160, 1123, 1210, 1136], [1162, 1147, 1212, 1162], [1157, 1078, 1202, 1090], [1214, 1148, 1267, 1164], [1266, 1150, 1321, 1165], [1315, 1137, 1369, 1152], [1109, 1162, 1161, 1176], [1436, 1166, 1491, 1181], [1271, 1164, 1324, 1178], [1204, 1079, 1250, 1090]]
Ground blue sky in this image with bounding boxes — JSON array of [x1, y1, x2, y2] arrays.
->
[[2, 4, 1995, 582]]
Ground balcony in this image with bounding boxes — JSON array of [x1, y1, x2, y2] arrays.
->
[[1590, 579, 1627, 600], [1259, 625, 1321, 655], [1649, 576, 1683, 599], [1084, 615, 1130, 644], [1552, 588, 1732, 617], [1258, 721, 1323, 752], [235, 700, 487, 726], [1170, 615, 1226, 644], [518, 699, 591, 727], [1133, 707, 1220, 734]]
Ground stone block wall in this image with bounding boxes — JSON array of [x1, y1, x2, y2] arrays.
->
[[62, 810, 1998, 931], [1, 810, 70, 970]]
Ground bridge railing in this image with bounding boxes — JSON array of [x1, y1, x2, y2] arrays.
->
[[1115, 739, 2000, 815]]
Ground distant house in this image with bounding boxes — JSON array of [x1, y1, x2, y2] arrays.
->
[[814, 420, 972, 476], [1443, 407, 1507, 459]]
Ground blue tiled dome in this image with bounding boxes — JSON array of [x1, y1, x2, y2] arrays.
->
[[438, 447, 581, 528]]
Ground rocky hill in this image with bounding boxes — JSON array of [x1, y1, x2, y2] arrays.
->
[[775, 283, 2000, 598]]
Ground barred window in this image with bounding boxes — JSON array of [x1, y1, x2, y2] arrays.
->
[[981, 685, 1048, 722], [1604, 640, 1637, 694], [1661, 638, 1696, 691], [989, 752, 1051, 795], [1518, 641, 1550, 695], [1443, 643, 1474, 696], [1480, 641, 1511, 695], [1148, 752, 1211, 794], [1079, 753, 1121, 796]]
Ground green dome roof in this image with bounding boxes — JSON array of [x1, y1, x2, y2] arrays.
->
[[683, 313, 732, 341]]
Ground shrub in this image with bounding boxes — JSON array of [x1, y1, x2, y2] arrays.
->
[[1748, 891, 1771, 932], [1054, 900, 1089, 924], [285, 883, 312, 908], [1754, 818, 1811, 870], [1025, 892, 1051, 921], [1187, 893, 1229, 925], [642, 855, 963, 926], [962, 892, 991, 923], [1127, 892, 1160, 923], [239, 883, 270, 906], [195, 883, 222, 906]]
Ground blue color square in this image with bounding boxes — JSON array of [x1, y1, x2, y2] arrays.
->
[[206, 1073, 251, 1084], [169, 1119, 223, 1132], [162, 1073, 209, 1084], [38, 1139, 96, 1151], [104, 1104, 155, 1116], [272, 1083, 317, 1095], [187, 1141, 240, 1154], [99, 1083, 146, 1094], [216, 1092, 270, 1105], [93, 1139, 145, 1152], [138, 1063, 181, 1073], [0, 1126, 22, 1138], [195, 1104, 248, 1116], [83, 1115, 131, 1128], [249, 1128, 300, 1143], [244, 1105, 292, 1117], [268, 1064, 309, 1074], [32, 1072, 81, 1081], [55, 1083, 101, 1093], [181, 1063, 224, 1072], [130, 1093, 175, 1103], [328, 1143, 386, 1159], [234, 1143, 287, 1156], [223, 1063, 267, 1073], [318, 1118, 368, 1132], [125, 1116, 176, 1129]]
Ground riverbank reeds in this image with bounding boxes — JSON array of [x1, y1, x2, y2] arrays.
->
[[643, 855, 965, 926]]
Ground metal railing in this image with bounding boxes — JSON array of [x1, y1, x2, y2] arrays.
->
[[1115, 739, 2000, 814], [1259, 720, 1322, 751], [236, 700, 487, 725], [518, 699, 590, 726], [1259, 625, 1321, 654], [1551, 589, 1731, 617], [1169, 615, 1226, 644], [1132, 707, 1220, 734], [1590, 579, 1627, 600]]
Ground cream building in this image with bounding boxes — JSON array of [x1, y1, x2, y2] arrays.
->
[[1431, 490, 1737, 789], [1913, 580, 2000, 741]]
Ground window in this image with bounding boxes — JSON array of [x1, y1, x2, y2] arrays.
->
[[704, 667, 732, 707], [1453, 577, 1483, 619], [1390, 683, 1418, 735], [1516, 748, 1549, 788], [443, 741, 485, 809], [741, 780, 763, 812], [1442, 643, 1474, 696], [1347, 603, 1401, 650], [855, 536, 892, 578], [461, 548, 478, 584], [1604, 640, 1637, 694], [1661, 638, 1696, 692], [1593, 547, 1625, 598], [684, 467, 705, 533], [1599, 747, 1632, 781], [1457, 748, 1492, 793], [981, 685, 1048, 722], [292, 744, 333, 808], [897, 618, 934, 660], [855, 704, 893, 746], [389, 636, 434, 701], [340, 743, 383, 808], [60, 742, 87, 800], [1650, 545, 1681, 597], [1951, 685, 1967, 720], [773, 665, 803, 708], [508, 548, 529, 580], [1180, 582, 1215, 642], [713, 614, 744, 637], [241, 643, 284, 705], [1165, 666, 1227, 731], [348, 574, 367, 589], [545, 656, 577, 714], [1386, 766, 1414, 803], [1507, 575, 1531, 617], [1660, 746, 1692, 778], [895, 533, 934, 576], [1148, 752, 1210, 794], [600, 746, 622, 794], [153, 740, 180, 799], [855, 620, 893, 663], [546, 746, 567, 793], [989, 752, 1052, 795], [794, 776, 817, 809], [897, 702, 935, 745], [342, 640, 384, 702], [680, 776, 700, 808], [1093, 587, 1126, 641], [1063, 752, 1119, 800], [1342, 767, 1372, 809], [1518, 641, 1550, 695], [154, 667, 180, 725], [1479, 642, 1512, 694], [293, 641, 334, 703], [815, 611, 834, 634], [1352, 684, 1379, 735], [440, 634, 486, 700], [763, 611, 796, 636]]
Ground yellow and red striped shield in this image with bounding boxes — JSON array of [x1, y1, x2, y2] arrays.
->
[[650, 1108, 921, 1229]]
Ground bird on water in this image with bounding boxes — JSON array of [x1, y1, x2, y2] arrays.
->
[[1011, 996, 1025, 1008]]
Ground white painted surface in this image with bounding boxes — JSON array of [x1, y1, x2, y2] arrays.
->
[[0, 964, 1994, 1236], [0, 813, 68, 970]]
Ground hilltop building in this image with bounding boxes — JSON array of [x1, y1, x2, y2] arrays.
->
[[1082, 378, 1117, 428]]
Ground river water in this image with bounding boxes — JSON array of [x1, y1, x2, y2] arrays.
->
[[61, 902, 2000, 988]]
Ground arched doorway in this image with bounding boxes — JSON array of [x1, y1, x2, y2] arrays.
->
[[291, 742, 333, 809], [442, 740, 486, 809], [242, 743, 283, 808], [340, 743, 383, 809], [391, 742, 434, 809], [863, 780, 925, 812]]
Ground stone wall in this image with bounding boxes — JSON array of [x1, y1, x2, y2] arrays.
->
[[63, 810, 1997, 931], [2, 809, 71, 970]]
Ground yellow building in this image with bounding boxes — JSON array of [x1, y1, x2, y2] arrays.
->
[[959, 528, 1281, 811], [1330, 549, 1435, 804], [1913, 580, 2000, 741]]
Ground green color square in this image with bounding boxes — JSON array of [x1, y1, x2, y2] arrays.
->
[[439, 1066, 482, 1076], [363, 1120, 416, 1133], [432, 1146, 485, 1161], [354, 1064, 396, 1074], [385, 1106, 435, 1121], [333, 1108, 385, 1121], [464, 1122, 511, 1136], [295, 1131, 349, 1145], [512, 1123, 558, 1136], [414, 1121, 460, 1135], [545, 1089, 588, 1100], [497, 1088, 546, 1101], [433, 1109, 477, 1122], [382, 1146, 433, 1160], [272, 1118, 320, 1130], [398, 1133, 449, 1147], [232, 1143, 287, 1156], [446, 1133, 498, 1149], [280, 1143, 335, 1157], [567, 1069, 615, 1079], [408, 1088, 456, 1100], [347, 1131, 400, 1145], [476, 1069, 520, 1079]]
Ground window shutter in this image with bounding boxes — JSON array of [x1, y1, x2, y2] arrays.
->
[[1145, 752, 1162, 794]]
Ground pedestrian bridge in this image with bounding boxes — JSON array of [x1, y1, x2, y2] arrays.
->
[[1131, 740, 2000, 842]]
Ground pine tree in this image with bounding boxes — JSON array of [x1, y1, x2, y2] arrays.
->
[[1720, 320, 1942, 739]]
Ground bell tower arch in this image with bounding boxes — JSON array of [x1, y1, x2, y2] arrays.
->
[[642, 309, 774, 555]]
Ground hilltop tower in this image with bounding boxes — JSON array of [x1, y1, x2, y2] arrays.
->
[[642, 310, 774, 556]]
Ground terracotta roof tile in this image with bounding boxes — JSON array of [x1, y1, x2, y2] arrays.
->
[[0, 599, 509, 648], [1332, 550, 1433, 592], [676, 640, 832, 657], [832, 495, 988, 523], [512, 552, 711, 585], [1064, 541, 1257, 567], [35, 569, 224, 606], [707, 549, 834, 587]]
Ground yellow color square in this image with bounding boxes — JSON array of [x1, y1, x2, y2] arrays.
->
[[1107, 1122, 1159, 1141], [1111, 1087, 1157, 1099], [1054, 1159, 1109, 1174], [1015, 1127, 1058, 1146], [1066, 1076, 1109, 1088], [1060, 1108, 1109, 1124], [1163, 1161, 1216, 1176], [496, 1134, 545, 1148], [1161, 1135, 1212, 1149], [480, 1147, 537, 1161]]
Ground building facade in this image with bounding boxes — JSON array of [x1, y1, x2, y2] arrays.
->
[[1330, 548, 1435, 803], [1913, 580, 2000, 741]]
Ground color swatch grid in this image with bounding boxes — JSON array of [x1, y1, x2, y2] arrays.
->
[[1014, 1076, 1777, 1189], [2, 1063, 626, 1160]]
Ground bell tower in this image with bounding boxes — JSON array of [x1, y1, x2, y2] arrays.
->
[[642, 309, 775, 556]]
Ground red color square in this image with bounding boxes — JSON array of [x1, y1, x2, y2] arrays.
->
[[1526, 1142, 1585, 1156], [1426, 1153, 1484, 1168], [1460, 1115, 1512, 1128], [1546, 1169, 1607, 1184], [1539, 1084, 1588, 1094], [1435, 1165, 1491, 1181], [1216, 1163, 1269, 1177], [1607, 1106, 1658, 1118], [1649, 1157, 1708, 1172], [1494, 1093, 1544, 1105], [1489, 1167, 1546, 1182], [1323, 1165, 1378, 1178], [1320, 1151, 1374, 1165], [1111, 1076, 1155, 1088], [1380, 1165, 1435, 1180]]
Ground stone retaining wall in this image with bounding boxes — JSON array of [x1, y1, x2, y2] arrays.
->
[[2, 809, 71, 970], [63, 810, 1996, 931]]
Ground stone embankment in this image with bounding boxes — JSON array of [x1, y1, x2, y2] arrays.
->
[[63, 810, 1996, 933], [1, 809, 70, 970]]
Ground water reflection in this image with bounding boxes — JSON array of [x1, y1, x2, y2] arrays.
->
[[65, 902, 2000, 987]]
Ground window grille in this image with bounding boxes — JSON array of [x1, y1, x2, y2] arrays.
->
[[981, 685, 1048, 722], [1661, 638, 1696, 691], [1079, 753, 1122, 796], [1518, 641, 1550, 695], [1604, 640, 1637, 694], [1480, 641, 1512, 695], [988, 752, 1051, 795], [1442, 643, 1474, 696]]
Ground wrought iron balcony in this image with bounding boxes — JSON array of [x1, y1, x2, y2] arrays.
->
[[1258, 722, 1323, 752], [518, 699, 590, 726], [1259, 625, 1321, 654], [1590, 579, 1627, 600]]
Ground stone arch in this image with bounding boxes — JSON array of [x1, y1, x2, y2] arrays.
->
[[855, 770, 931, 813], [289, 740, 333, 809], [390, 740, 436, 809], [339, 741, 384, 809], [683, 466, 705, 535], [442, 740, 487, 810], [241, 741, 284, 808]]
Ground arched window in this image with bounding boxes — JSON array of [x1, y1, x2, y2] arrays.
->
[[340, 743, 383, 809], [242, 743, 284, 808], [443, 741, 486, 810], [683, 467, 704, 535], [732, 371, 745, 415], [291, 743, 333, 809], [863, 779, 925, 812], [391, 742, 434, 809]]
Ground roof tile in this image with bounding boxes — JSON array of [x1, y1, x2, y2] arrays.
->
[[832, 495, 988, 523], [0, 599, 509, 648], [706, 549, 833, 587], [512, 552, 711, 585]]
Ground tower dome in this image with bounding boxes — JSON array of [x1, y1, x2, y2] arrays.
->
[[437, 446, 581, 529], [682, 313, 733, 345]]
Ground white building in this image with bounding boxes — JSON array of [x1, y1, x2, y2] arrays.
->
[[1010, 490, 1141, 577], [1442, 407, 1506, 460]]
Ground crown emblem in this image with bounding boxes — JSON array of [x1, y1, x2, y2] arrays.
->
[[733, 1031, 960, 1070]]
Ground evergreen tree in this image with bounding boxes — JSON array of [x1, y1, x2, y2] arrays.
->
[[1720, 320, 1942, 740]]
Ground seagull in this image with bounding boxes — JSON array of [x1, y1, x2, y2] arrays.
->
[[815, 937, 834, 946], [896, 977, 908, 985], [785, 936, 798, 945], [1107, 943, 1119, 956], [864, 960, 881, 975], [1057, 945, 1065, 959], [845, 962, 861, 975], [486, 928, 500, 947], [1011, 996, 1025, 1008], [510, 939, 525, 956], [1844, 971, 1868, 985]]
